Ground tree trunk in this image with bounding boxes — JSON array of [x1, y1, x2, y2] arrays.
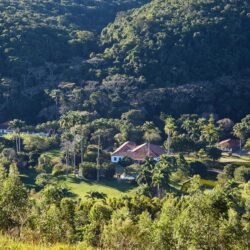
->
[[81, 139, 83, 164], [96, 135, 100, 182], [66, 151, 69, 175], [18, 134, 21, 153], [168, 131, 171, 154], [16, 134, 19, 153]]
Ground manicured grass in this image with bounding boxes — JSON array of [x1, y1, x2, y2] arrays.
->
[[54, 175, 137, 198]]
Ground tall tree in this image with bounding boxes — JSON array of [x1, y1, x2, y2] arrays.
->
[[164, 117, 176, 154], [142, 121, 161, 156], [201, 115, 220, 146], [8, 119, 26, 153]]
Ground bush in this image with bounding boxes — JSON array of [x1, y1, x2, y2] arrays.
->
[[52, 164, 69, 176], [84, 144, 110, 162], [79, 162, 97, 179], [36, 155, 53, 173], [217, 164, 236, 184], [119, 156, 134, 168], [189, 161, 208, 178], [28, 151, 40, 166], [35, 173, 52, 188], [234, 166, 250, 183], [171, 135, 196, 153], [102, 163, 116, 179], [205, 147, 222, 161]]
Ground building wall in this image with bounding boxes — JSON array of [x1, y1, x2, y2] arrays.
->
[[111, 155, 124, 163]]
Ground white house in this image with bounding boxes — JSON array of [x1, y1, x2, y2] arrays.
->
[[111, 141, 137, 163], [111, 141, 167, 163]]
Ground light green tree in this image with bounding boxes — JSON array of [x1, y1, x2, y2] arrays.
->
[[8, 119, 26, 153], [164, 117, 176, 154]]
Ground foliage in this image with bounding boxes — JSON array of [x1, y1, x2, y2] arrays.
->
[[79, 162, 97, 180], [234, 166, 250, 183], [205, 147, 222, 161], [189, 161, 208, 178]]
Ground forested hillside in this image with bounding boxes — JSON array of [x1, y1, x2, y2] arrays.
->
[[97, 0, 250, 120], [0, 0, 149, 122], [101, 0, 250, 83]]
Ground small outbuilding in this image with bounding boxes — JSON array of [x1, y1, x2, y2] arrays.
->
[[217, 139, 241, 152]]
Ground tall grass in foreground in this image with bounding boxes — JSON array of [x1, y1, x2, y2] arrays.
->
[[0, 236, 93, 250]]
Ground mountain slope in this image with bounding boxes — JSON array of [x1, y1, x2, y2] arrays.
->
[[100, 0, 250, 84], [0, 0, 149, 122]]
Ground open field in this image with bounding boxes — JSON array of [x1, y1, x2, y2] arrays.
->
[[54, 175, 137, 198]]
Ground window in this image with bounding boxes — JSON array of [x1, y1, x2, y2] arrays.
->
[[113, 157, 117, 162]]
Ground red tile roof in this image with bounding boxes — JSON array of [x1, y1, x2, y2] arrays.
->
[[112, 141, 166, 161], [130, 143, 167, 161], [112, 141, 137, 156], [218, 139, 241, 148]]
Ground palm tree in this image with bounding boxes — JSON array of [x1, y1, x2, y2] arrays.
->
[[164, 117, 176, 154], [233, 122, 249, 150], [61, 133, 74, 174], [201, 115, 221, 146], [153, 164, 170, 198], [76, 125, 89, 164], [8, 119, 26, 153], [142, 122, 161, 156], [136, 158, 155, 186]]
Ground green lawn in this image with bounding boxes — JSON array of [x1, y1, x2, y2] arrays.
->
[[219, 153, 250, 167], [54, 175, 137, 198]]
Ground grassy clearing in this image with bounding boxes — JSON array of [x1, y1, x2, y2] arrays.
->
[[55, 175, 137, 199], [219, 153, 250, 167]]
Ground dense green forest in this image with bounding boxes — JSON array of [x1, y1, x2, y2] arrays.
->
[[0, 0, 149, 121], [0, 0, 250, 123]]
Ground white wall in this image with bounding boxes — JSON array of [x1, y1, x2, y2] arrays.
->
[[111, 155, 123, 163]]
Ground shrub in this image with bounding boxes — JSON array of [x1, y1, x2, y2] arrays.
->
[[119, 157, 134, 168], [234, 166, 250, 183], [205, 147, 222, 161], [102, 163, 116, 179], [217, 164, 236, 184], [52, 164, 68, 176], [171, 135, 196, 153], [189, 161, 208, 178], [35, 173, 52, 188], [79, 162, 97, 179]]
